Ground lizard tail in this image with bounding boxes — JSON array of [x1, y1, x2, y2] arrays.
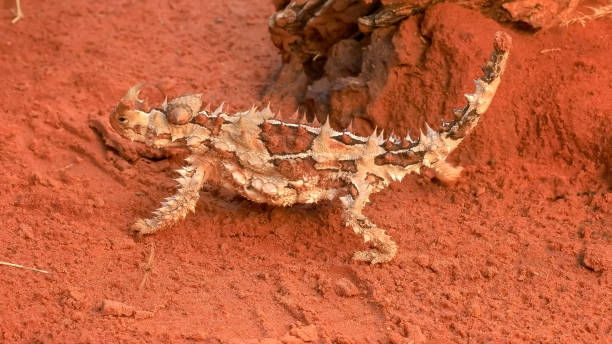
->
[[442, 31, 512, 141], [418, 31, 512, 183]]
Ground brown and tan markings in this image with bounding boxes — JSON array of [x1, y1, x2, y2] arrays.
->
[[109, 32, 512, 264]]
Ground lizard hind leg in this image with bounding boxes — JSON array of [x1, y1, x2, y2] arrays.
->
[[340, 193, 398, 264], [133, 164, 206, 235]]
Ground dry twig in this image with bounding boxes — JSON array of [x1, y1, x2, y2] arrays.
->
[[12, 0, 24, 24], [0, 260, 49, 274], [138, 244, 155, 290]]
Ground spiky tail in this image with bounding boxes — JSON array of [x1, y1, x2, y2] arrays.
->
[[385, 31, 512, 183], [444, 31, 511, 140]]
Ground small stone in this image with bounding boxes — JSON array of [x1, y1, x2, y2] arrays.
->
[[182, 331, 206, 342], [289, 324, 318, 342], [78, 331, 94, 344], [71, 311, 85, 322], [582, 244, 611, 273], [472, 185, 486, 197], [19, 223, 34, 239], [93, 198, 105, 208], [66, 288, 85, 303], [502, 0, 559, 29], [260, 338, 282, 344], [401, 323, 426, 344], [334, 278, 359, 297], [467, 300, 482, 318], [279, 334, 302, 344], [101, 299, 135, 317], [114, 236, 136, 250], [134, 310, 154, 319]]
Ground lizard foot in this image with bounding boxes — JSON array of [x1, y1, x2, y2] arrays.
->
[[352, 239, 398, 265], [131, 218, 160, 236]]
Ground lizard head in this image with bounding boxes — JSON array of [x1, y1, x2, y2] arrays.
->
[[110, 83, 153, 143]]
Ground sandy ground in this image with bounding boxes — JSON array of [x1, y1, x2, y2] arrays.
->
[[0, 0, 610, 343]]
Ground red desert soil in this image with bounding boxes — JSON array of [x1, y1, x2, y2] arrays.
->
[[0, 1, 610, 343]]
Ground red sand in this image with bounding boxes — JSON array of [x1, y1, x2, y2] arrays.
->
[[0, 1, 610, 343]]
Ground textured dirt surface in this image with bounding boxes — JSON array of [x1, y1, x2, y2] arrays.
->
[[0, 1, 610, 343]]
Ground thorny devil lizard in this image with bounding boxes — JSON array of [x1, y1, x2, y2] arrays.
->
[[109, 32, 511, 264]]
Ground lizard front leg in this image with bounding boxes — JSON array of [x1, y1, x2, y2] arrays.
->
[[133, 164, 206, 235], [340, 190, 398, 264]]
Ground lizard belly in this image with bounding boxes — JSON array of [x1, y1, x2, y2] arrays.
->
[[221, 161, 340, 206]]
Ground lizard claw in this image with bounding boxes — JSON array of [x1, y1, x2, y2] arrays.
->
[[132, 218, 157, 236]]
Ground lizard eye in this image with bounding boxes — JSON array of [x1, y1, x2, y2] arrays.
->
[[118, 117, 127, 123]]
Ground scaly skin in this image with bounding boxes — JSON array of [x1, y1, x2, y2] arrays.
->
[[109, 32, 511, 264]]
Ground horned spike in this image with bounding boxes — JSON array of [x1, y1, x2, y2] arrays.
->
[[464, 93, 476, 104], [389, 172, 399, 182], [272, 110, 280, 120], [377, 129, 385, 142], [247, 105, 258, 117], [257, 103, 274, 120], [292, 109, 300, 121], [213, 102, 224, 116], [124, 83, 145, 103], [419, 129, 428, 144], [322, 115, 331, 129], [296, 111, 305, 124], [404, 131, 413, 143], [162, 96, 168, 111], [300, 110, 308, 124], [339, 195, 352, 208], [369, 127, 378, 140], [312, 115, 321, 127], [319, 115, 333, 138], [345, 120, 354, 133], [175, 177, 188, 187], [425, 122, 436, 136]]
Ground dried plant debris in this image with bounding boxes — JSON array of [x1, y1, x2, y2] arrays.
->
[[0, 260, 49, 274], [109, 32, 511, 264], [561, 2, 612, 26], [12, 0, 24, 24]]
